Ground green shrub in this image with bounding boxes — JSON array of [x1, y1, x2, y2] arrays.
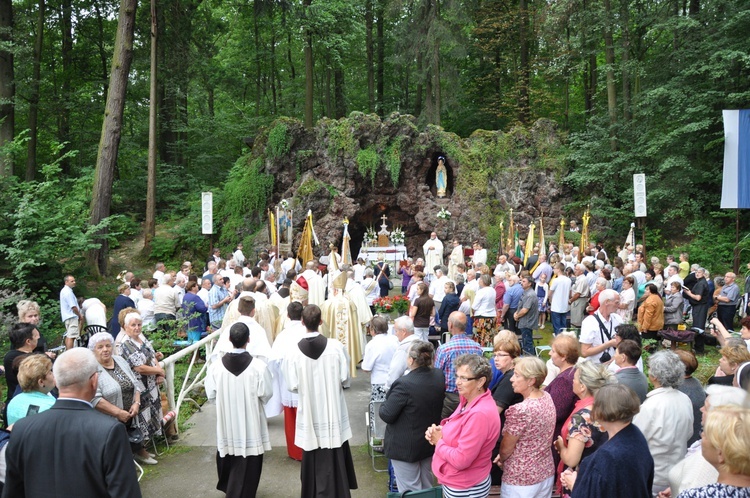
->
[[266, 123, 290, 159], [356, 146, 380, 185]]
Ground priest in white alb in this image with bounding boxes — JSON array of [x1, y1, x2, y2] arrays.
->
[[321, 272, 362, 378], [422, 232, 444, 283]]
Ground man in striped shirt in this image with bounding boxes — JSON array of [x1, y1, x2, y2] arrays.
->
[[434, 311, 484, 418]]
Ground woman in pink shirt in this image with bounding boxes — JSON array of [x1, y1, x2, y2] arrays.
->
[[426, 354, 501, 496], [495, 356, 557, 497]]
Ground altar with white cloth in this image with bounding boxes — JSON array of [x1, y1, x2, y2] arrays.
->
[[356, 245, 408, 265], [354, 214, 408, 265]]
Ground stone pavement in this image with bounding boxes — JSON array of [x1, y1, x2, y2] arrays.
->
[[139, 369, 391, 497]]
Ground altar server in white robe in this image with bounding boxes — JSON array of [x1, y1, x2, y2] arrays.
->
[[209, 321, 273, 498], [281, 305, 358, 497], [422, 232, 444, 283], [447, 238, 464, 281], [300, 261, 326, 306], [269, 302, 306, 461]]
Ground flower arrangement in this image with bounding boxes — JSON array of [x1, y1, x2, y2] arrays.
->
[[363, 226, 377, 246], [279, 198, 289, 210], [437, 207, 451, 220], [373, 295, 411, 315], [390, 227, 405, 246]]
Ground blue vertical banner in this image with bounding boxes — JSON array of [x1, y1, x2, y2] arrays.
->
[[721, 109, 750, 209]]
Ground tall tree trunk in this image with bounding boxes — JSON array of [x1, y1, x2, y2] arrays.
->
[[688, 0, 699, 15], [270, 17, 277, 114], [88, 0, 137, 277], [365, 0, 374, 113], [25, 0, 45, 181], [518, 0, 530, 124], [58, 0, 73, 174], [94, 2, 109, 97], [0, 0, 14, 176], [303, 0, 313, 128], [603, 0, 617, 149], [621, 0, 631, 121], [415, 51, 423, 117], [145, 0, 157, 251], [433, 41, 441, 126], [334, 66, 345, 118], [254, 3, 261, 116], [564, 27, 571, 128], [376, 0, 385, 115], [324, 58, 332, 117]]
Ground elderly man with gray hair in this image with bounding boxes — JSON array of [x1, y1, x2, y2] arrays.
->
[[4, 348, 142, 497], [386, 316, 420, 389], [579, 289, 623, 363]]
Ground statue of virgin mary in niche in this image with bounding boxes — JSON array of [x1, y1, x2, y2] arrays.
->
[[436, 156, 448, 198]]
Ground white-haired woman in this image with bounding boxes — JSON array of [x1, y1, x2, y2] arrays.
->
[[116, 311, 165, 463], [88, 332, 154, 464], [634, 350, 694, 496]]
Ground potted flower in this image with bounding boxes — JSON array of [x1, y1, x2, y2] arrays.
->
[[373, 296, 393, 315], [390, 227, 405, 246]]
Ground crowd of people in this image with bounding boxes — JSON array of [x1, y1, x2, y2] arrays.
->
[[1, 236, 749, 498]]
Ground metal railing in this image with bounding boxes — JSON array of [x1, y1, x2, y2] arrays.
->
[[158, 329, 221, 432]]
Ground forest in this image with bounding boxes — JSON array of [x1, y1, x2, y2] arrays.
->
[[0, 0, 749, 297]]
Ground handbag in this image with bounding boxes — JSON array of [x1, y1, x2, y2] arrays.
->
[[126, 421, 144, 445], [387, 486, 443, 498], [659, 328, 695, 343]]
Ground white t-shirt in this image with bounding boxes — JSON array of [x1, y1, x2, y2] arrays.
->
[[549, 275, 571, 313], [361, 333, 399, 385], [81, 298, 107, 327], [137, 299, 156, 327], [618, 287, 635, 321], [153, 270, 166, 286], [580, 311, 623, 363], [473, 249, 487, 267], [472, 286, 497, 317]]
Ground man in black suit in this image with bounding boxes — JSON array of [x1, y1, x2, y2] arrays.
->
[[3, 347, 141, 498], [379, 340, 445, 492]]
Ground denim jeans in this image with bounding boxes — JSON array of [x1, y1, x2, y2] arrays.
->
[[550, 312, 567, 335], [519, 327, 535, 356]]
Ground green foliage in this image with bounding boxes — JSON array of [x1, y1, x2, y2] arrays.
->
[[674, 214, 743, 274], [266, 123, 290, 159], [219, 155, 274, 246], [323, 118, 357, 159], [0, 144, 118, 295], [356, 146, 380, 185], [295, 178, 326, 197], [384, 137, 405, 187], [148, 235, 180, 265]]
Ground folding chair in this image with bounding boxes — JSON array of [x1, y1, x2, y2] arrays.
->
[[365, 400, 388, 472], [80, 324, 109, 348]]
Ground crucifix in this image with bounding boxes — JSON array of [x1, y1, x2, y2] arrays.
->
[[378, 214, 390, 246]]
